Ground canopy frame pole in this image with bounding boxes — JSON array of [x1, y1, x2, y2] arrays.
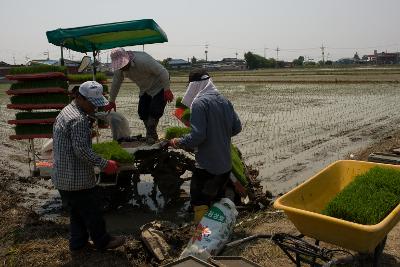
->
[[60, 45, 65, 66], [92, 50, 97, 81]]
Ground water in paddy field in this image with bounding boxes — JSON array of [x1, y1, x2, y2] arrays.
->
[[2, 82, 400, 197]]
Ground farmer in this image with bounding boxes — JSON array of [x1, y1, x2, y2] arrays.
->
[[169, 69, 242, 224], [105, 47, 174, 144], [52, 81, 125, 252]]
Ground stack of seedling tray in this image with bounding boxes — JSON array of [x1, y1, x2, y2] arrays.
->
[[7, 65, 69, 140]]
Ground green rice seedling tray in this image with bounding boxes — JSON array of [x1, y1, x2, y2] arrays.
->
[[9, 65, 67, 75], [164, 126, 191, 139], [7, 103, 67, 110], [14, 124, 53, 135], [8, 118, 56, 125], [6, 72, 66, 81], [7, 88, 67, 95], [10, 94, 70, 105], [10, 134, 53, 140], [10, 79, 68, 90], [231, 144, 248, 187], [322, 166, 400, 225], [92, 141, 134, 163], [68, 73, 108, 83], [15, 111, 60, 120]]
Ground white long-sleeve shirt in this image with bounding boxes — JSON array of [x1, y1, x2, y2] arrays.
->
[[109, 51, 170, 102]]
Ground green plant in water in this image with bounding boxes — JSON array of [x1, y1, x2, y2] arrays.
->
[[92, 141, 134, 163], [10, 65, 67, 75], [322, 166, 400, 225]]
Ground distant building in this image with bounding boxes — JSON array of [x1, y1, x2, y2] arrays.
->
[[335, 58, 355, 65], [167, 59, 191, 69], [27, 59, 80, 73], [365, 50, 400, 65]]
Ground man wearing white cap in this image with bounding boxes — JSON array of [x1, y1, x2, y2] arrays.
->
[[52, 81, 125, 252], [106, 47, 174, 144]]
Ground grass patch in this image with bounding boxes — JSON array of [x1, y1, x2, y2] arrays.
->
[[164, 127, 191, 140], [322, 166, 400, 225], [231, 144, 248, 186], [10, 80, 68, 90], [10, 94, 70, 104], [10, 65, 67, 75], [14, 124, 53, 135], [15, 111, 60, 120], [92, 141, 134, 163]]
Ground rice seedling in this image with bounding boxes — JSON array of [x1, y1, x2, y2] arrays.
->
[[14, 124, 53, 135], [15, 111, 60, 120], [92, 141, 134, 163], [10, 65, 67, 75], [231, 144, 248, 186], [68, 73, 108, 83], [175, 96, 187, 108], [322, 166, 400, 225], [10, 80, 68, 90], [164, 126, 191, 139], [10, 94, 70, 104]]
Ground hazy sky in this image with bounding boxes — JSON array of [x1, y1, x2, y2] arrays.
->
[[1, 0, 399, 64]]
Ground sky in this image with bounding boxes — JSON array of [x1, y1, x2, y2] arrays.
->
[[1, 0, 399, 65]]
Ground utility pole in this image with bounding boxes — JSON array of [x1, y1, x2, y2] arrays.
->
[[264, 46, 268, 58], [43, 50, 49, 60], [205, 43, 208, 62], [13, 55, 16, 65], [320, 44, 325, 65], [275, 47, 280, 61], [235, 52, 238, 59]]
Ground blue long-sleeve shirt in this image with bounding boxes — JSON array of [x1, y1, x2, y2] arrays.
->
[[179, 91, 242, 175]]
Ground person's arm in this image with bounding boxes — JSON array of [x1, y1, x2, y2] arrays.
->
[[232, 109, 242, 136], [179, 102, 207, 148], [109, 69, 124, 103], [70, 118, 108, 169]]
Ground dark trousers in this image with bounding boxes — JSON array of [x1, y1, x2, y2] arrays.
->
[[190, 168, 231, 206], [59, 187, 110, 251], [138, 89, 167, 121]]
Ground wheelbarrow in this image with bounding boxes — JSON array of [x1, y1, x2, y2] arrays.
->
[[273, 160, 400, 266]]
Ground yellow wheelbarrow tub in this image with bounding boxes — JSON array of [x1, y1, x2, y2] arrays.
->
[[273, 160, 400, 253]]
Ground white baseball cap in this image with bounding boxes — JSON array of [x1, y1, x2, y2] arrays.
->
[[78, 81, 109, 107]]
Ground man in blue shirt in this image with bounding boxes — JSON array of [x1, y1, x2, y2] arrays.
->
[[169, 69, 242, 223]]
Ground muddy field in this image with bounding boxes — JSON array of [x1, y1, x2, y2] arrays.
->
[[0, 68, 400, 266]]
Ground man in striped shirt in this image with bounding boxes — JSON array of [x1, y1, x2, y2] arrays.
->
[[52, 81, 125, 251]]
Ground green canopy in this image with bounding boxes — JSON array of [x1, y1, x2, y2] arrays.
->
[[46, 19, 168, 53]]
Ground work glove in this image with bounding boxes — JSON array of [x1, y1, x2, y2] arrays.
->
[[104, 101, 116, 112], [168, 138, 180, 148], [103, 160, 118, 174], [164, 89, 174, 103]]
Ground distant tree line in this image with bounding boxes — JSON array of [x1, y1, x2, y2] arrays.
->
[[244, 52, 276, 69]]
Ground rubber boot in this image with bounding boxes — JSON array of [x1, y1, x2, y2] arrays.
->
[[193, 205, 209, 225], [145, 117, 159, 144]]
